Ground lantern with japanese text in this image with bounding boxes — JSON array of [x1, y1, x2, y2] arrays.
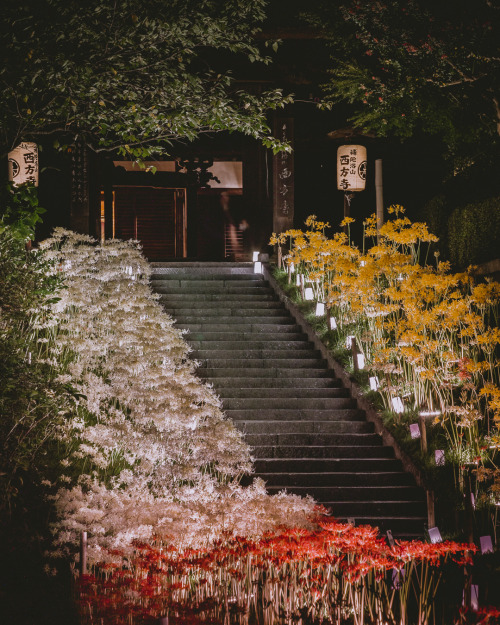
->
[[337, 145, 367, 192], [8, 142, 39, 187]]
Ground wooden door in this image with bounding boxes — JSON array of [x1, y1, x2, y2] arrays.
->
[[113, 187, 186, 260]]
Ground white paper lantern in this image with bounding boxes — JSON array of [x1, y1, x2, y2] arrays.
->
[[369, 376, 379, 391], [329, 316, 337, 330], [8, 142, 39, 187], [346, 335, 355, 349], [337, 145, 367, 192], [315, 302, 325, 316], [253, 262, 262, 274], [356, 353, 365, 369], [252, 251, 259, 262], [304, 287, 313, 300]]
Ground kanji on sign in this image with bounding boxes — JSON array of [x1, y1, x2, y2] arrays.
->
[[337, 144, 367, 192]]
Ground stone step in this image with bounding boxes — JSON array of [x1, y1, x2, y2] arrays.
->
[[151, 263, 254, 275], [264, 485, 423, 501], [165, 301, 282, 310], [164, 307, 287, 317], [197, 367, 335, 379], [209, 377, 342, 389], [177, 323, 301, 333], [158, 286, 276, 296], [255, 472, 414, 487], [330, 517, 426, 536], [222, 397, 354, 410], [194, 350, 320, 361], [253, 458, 403, 472], [159, 293, 278, 302], [226, 408, 362, 421], [156, 278, 267, 289], [250, 445, 394, 459], [185, 332, 308, 342], [197, 358, 327, 369], [321, 500, 427, 517], [171, 315, 294, 325], [217, 387, 348, 398], [152, 273, 263, 281], [188, 340, 313, 351], [235, 420, 375, 434], [244, 432, 381, 446]]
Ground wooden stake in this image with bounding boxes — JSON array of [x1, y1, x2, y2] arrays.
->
[[427, 490, 435, 529], [419, 415, 428, 454], [351, 337, 359, 372], [80, 531, 87, 576]]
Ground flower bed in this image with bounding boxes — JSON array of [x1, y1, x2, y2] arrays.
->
[[77, 519, 488, 625], [270, 210, 500, 535]]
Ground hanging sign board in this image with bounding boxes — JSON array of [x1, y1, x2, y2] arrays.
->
[[8, 142, 39, 187], [337, 144, 366, 192]]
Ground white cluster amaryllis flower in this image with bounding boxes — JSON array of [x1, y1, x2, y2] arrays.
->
[[40, 229, 315, 561]]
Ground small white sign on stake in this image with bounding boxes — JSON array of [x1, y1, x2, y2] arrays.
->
[[428, 527, 442, 544], [356, 353, 365, 369], [392, 396, 404, 414], [409, 423, 420, 438], [480, 536, 493, 555]]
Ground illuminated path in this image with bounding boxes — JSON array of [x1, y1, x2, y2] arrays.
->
[[152, 262, 427, 538]]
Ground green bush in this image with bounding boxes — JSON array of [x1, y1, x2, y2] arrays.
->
[[447, 196, 500, 268]]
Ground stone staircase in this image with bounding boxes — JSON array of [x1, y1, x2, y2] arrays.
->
[[151, 261, 427, 537]]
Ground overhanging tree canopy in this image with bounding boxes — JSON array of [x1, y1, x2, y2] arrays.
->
[[308, 0, 500, 156], [0, 0, 290, 159]]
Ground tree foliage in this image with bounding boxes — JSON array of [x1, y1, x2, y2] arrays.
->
[[309, 0, 500, 154], [0, 0, 290, 159]]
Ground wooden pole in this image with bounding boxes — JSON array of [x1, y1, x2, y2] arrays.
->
[[375, 159, 384, 244]]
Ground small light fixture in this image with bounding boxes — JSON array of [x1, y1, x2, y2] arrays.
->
[[315, 302, 325, 316], [304, 287, 313, 300], [252, 251, 259, 262], [369, 376, 379, 391], [253, 262, 262, 274], [329, 316, 337, 330], [356, 353, 365, 369], [419, 410, 441, 417], [392, 396, 404, 414]]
